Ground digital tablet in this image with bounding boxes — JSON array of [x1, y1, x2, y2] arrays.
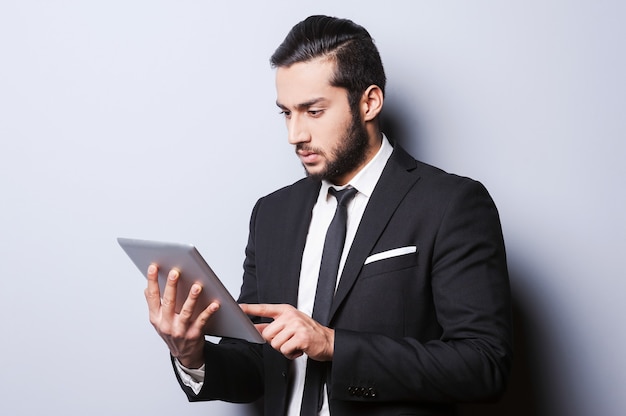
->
[[117, 237, 265, 344]]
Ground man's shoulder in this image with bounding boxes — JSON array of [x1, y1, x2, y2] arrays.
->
[[415, 159, 475, 186], [254, 177, 321, 211], [390, 144, 481, 190]]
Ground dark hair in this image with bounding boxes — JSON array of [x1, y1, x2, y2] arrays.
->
[[270, 15, 386, 111]]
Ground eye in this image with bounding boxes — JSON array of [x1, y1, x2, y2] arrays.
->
[[279, 110, 291, 119], [308, 109, 323, 117]]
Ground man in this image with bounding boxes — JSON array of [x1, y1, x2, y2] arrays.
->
[[145, 15, 512, 416]]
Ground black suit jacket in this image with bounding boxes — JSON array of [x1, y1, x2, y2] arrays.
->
[[175, 144, 513, 416]]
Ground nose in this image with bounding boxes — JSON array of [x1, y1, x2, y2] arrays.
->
[[287, 114, 310, 145]]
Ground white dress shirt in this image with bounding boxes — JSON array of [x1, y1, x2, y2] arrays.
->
[[177, 135, 394, 416]]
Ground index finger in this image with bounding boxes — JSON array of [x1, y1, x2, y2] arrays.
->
[[144, 264, 161, 312], [240, 303, 290, 318]]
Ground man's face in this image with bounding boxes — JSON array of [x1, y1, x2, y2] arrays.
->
[[275, 58, 369, 185]]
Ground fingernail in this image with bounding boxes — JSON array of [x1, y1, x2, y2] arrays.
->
[[168, 270, 179, 280], [191, 284, 201, 294], [148, 264, 156, 274]]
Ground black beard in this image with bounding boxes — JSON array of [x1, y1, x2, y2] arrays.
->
[[306, 111, 369, 183]]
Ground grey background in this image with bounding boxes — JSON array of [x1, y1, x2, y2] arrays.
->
[[1, 1, 624, 415]]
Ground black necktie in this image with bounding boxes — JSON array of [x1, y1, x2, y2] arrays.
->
[[300, 187, 358, 416]]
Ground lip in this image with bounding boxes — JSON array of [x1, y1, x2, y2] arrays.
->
[[297, 150, 320, 165]]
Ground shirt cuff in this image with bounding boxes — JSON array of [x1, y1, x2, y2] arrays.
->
[[174, 359, 205, 395]]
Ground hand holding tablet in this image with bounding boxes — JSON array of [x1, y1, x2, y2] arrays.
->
[[118, 237, 265, 344]]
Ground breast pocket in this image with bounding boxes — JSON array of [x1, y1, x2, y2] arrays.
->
[[361, 246, 418, 279], [340, 246, 420, 335]]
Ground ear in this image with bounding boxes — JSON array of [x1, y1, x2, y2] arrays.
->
[[360, 85, 384, 122]]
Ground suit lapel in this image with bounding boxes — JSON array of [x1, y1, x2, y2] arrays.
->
[[329, 146, 420, 321]]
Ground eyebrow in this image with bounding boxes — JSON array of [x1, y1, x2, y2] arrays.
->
[[276, 97, 327, 111]]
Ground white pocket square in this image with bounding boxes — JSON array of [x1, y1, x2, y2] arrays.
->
[[364, 246, 417, 265]]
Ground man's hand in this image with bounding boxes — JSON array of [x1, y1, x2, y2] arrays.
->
[[144, 264, 219, 369], [240, 303, 334, 362]]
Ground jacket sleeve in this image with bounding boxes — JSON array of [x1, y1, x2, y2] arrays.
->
[[331, 179, 513, 403]]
